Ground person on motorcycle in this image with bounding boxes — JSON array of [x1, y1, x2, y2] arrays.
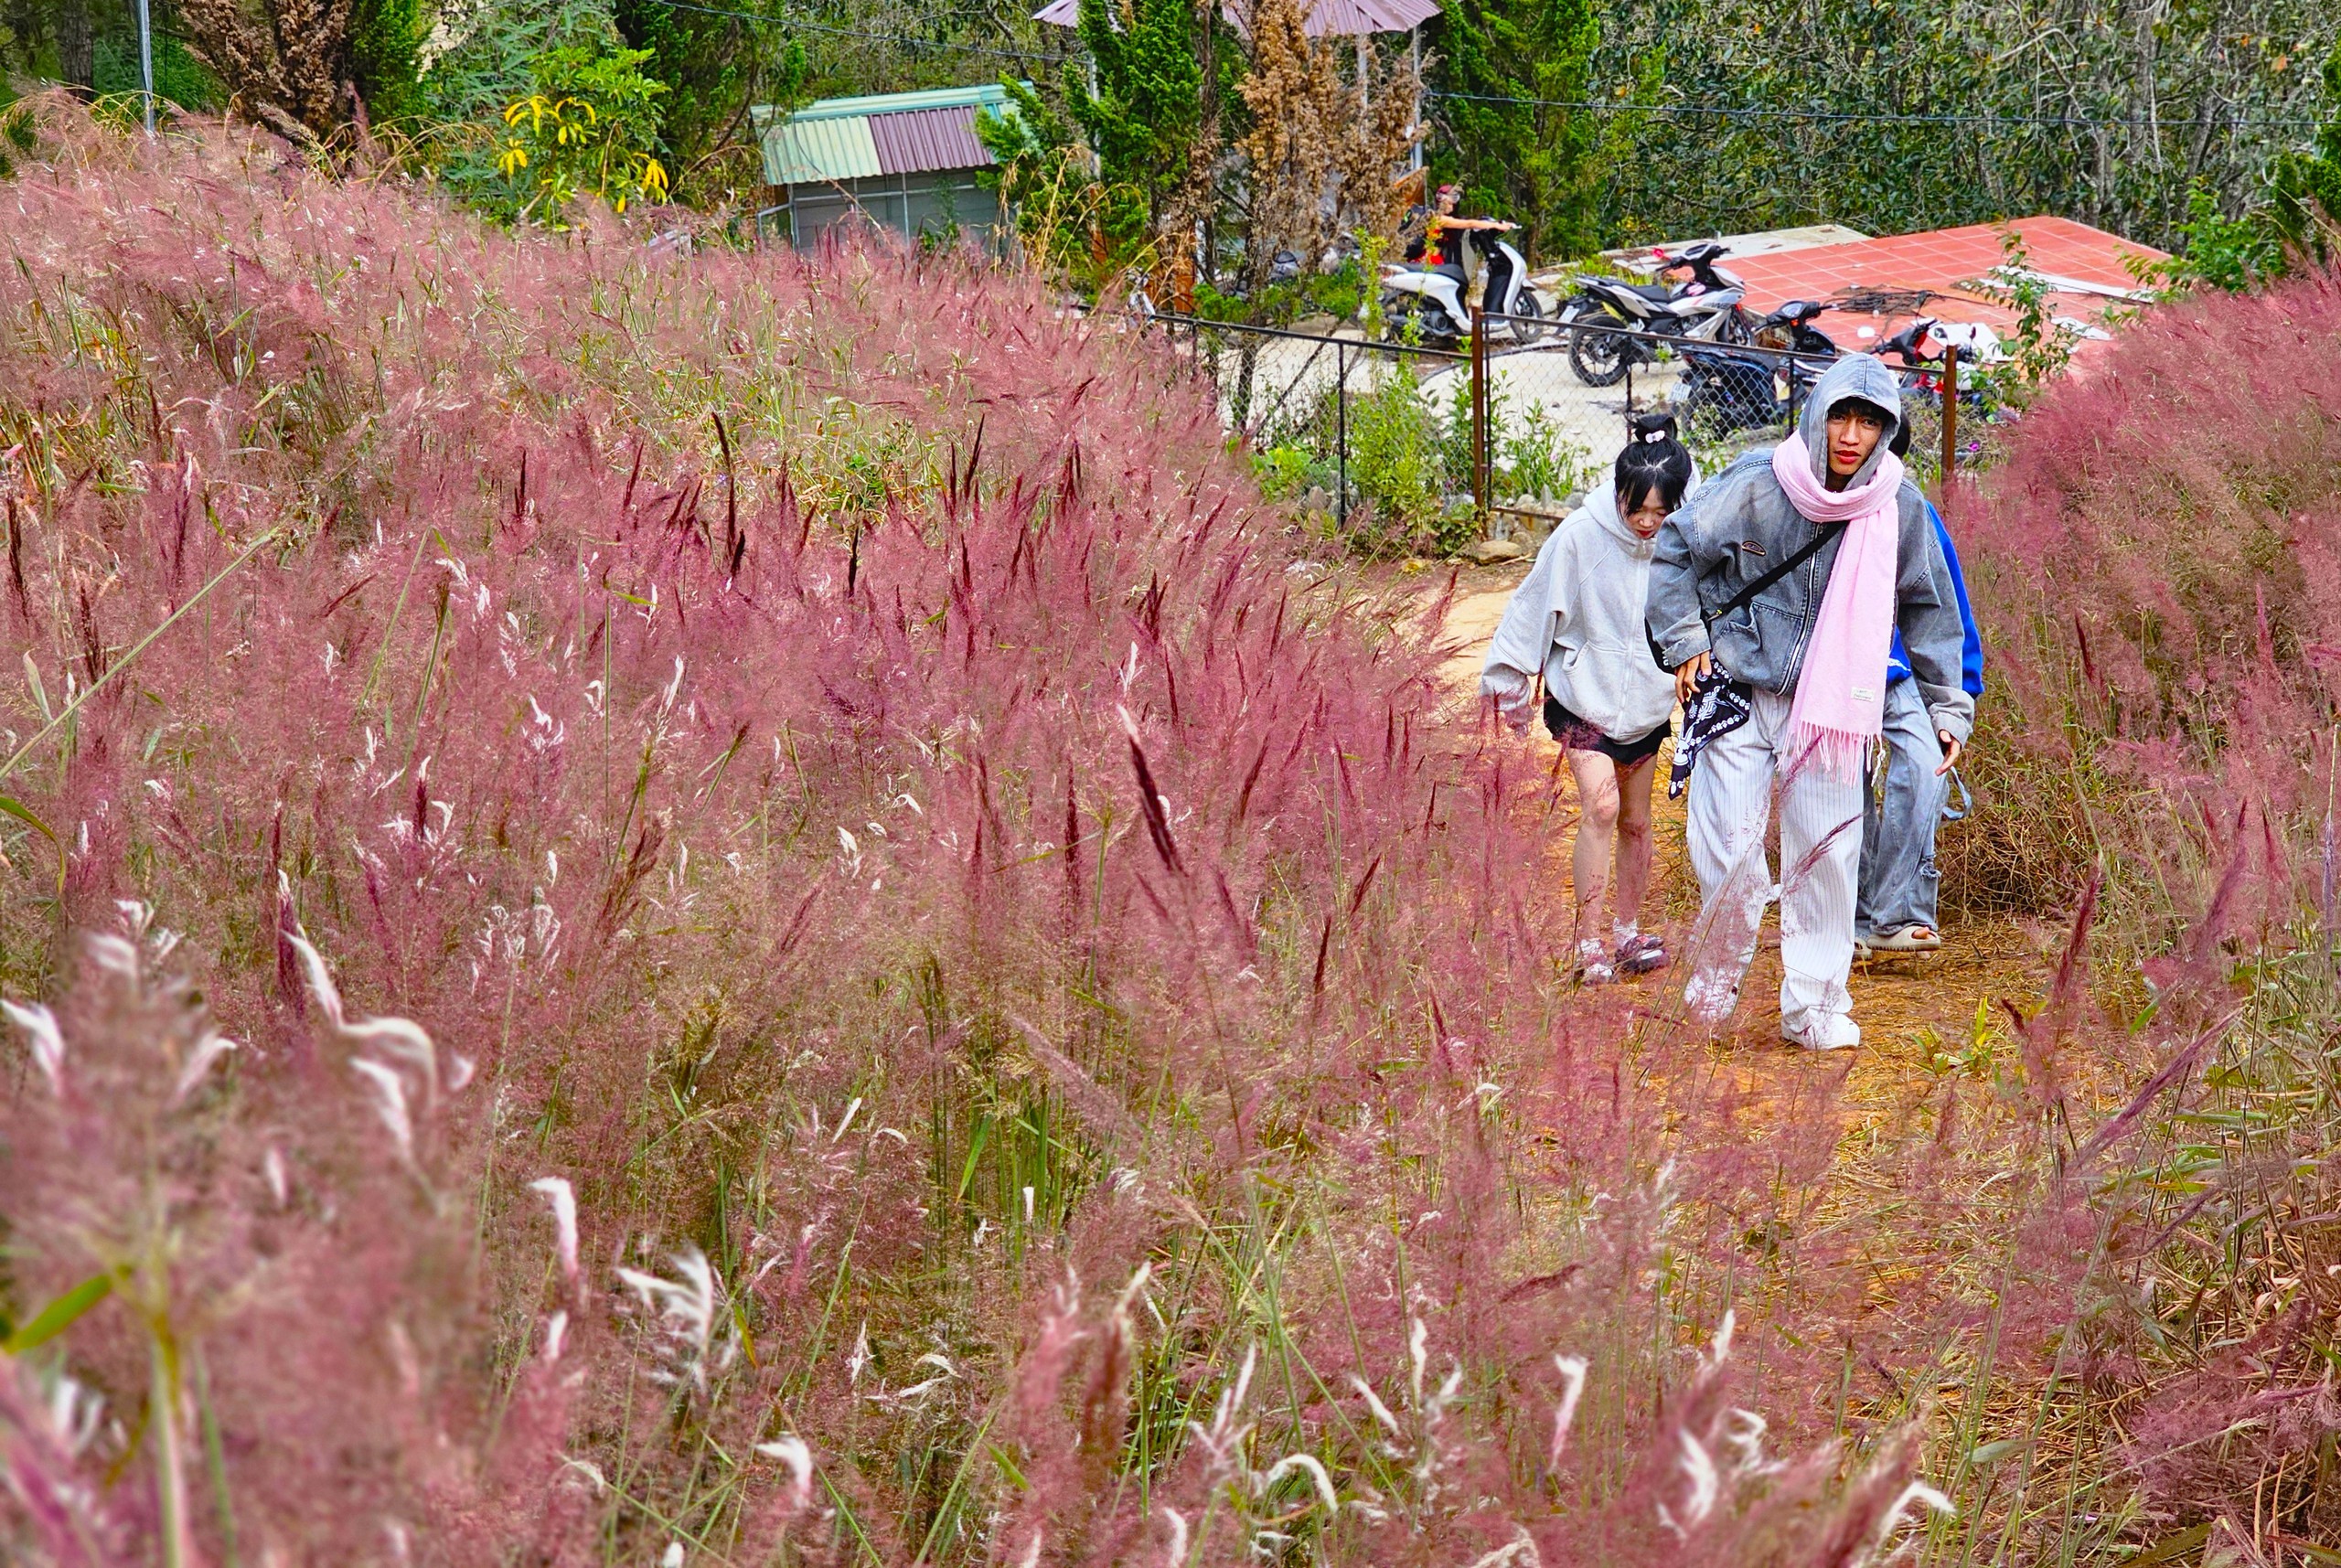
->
[[1405, 184, 1515, 269], [1481, 414, 1694, 984], [1645, 355, 1973, 1051]]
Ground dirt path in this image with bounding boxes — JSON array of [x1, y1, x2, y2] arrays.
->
[[1437, 569, 2044, 1107]]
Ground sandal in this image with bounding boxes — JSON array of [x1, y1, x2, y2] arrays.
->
[[1867, 925, 1942, 954]]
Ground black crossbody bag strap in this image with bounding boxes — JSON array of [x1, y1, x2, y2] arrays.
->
[[1711, 519, 1845, 624]]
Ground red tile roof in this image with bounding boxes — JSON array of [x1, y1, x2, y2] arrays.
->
[[868, 106, 995, 176], [1719, 216, 2166, 357]]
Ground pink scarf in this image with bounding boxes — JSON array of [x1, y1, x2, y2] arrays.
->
[[1768, 438, 1905, 782]]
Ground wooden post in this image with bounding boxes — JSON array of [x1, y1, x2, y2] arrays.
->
[[1939, 344, 1959, 502]]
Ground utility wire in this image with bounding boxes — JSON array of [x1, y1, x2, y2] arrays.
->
[[645, 3, 2328, 137], [150, 0, 2330, 137], [1425, 86, 2327, 133], [640, 0, 1068, 66]]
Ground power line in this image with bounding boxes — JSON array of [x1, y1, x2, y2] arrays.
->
[[641, 0, 1067, 67], [1426, 87, 2326, 133], [654, 4, 2327, 137]]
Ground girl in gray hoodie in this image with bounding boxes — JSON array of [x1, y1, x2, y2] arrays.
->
[[1481, 417, 1694, 982]]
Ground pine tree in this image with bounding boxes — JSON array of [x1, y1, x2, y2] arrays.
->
[[349, 0, 422, 123], [1066, 0, 1204, 234]]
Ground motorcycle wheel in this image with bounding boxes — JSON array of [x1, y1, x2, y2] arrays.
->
[[1678, 380, 1729, 440], [1716, 307, 1757, 347], [1565, 303, 1632, 387], [1507, 291, 1550, 345]]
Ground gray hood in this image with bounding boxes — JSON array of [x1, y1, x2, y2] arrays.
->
[[1586, 475, 1654, 559], [1797, 353, 1903, 487]]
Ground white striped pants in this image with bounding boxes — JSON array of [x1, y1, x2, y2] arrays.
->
[[1682, 686, 1864, 1029]]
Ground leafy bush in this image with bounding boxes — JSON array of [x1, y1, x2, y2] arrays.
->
[[1344, 360, 1451, 549], [489, 43, 670, 223], [1247, 443, 1322, 501], [1495, 390, 1594, 506]]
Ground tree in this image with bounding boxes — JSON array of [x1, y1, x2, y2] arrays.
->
[[58, 0, 93, 99], [349, 0, 422, 123], [1236, 0, 1419, 293], [1428, 0, 1602, 259], [980, 0, 1206, 280], [2268, 44, 2341, 261], [1066, 0, 1206, 238], [615, 0, 805, 203]]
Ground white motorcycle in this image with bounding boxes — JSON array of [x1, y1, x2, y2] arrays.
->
[[1374, 224, 1547, 349]]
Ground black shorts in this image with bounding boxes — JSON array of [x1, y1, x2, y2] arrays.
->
[[1544, 696, 1667, 767]]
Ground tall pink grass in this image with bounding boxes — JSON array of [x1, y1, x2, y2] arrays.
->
[[0, 101, 2147, 1564]]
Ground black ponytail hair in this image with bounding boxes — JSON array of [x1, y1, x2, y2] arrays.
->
[[1615, 410, 1694, 515]]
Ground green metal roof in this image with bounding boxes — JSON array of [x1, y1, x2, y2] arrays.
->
[[754, 85, 1014, 187], [763, 114, 881, 184]]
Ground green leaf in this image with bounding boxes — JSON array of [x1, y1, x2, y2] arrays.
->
[[0, 794, 54, 841], [1965, 1437, 2025, 1466], [2127, 1523, 2210, 1568], [3, 1272, 114, 1355], [0, 793, 64, 893]]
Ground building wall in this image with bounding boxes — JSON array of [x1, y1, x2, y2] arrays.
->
[[779, 173, 1002, 251]]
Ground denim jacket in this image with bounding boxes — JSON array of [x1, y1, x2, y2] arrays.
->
[[1642, 356, 1976, 744]]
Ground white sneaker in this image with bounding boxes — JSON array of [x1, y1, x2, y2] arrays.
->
[[1782, 1013, 1860, 1051]]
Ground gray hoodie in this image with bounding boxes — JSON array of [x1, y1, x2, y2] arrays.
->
[[1642, 355, 1975, 744], [1480, 483, 1678, 743]]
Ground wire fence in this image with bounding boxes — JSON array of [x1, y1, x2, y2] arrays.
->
[[1131, 305, 1990, 555]]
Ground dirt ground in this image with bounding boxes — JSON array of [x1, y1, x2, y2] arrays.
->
[[1433, 564, 2047, 1116]]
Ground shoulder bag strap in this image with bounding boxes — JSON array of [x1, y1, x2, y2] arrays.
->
[[1710, 519, 1845, 624]]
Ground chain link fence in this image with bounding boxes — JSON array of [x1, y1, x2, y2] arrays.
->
[[1134, 306, 1990, 554]]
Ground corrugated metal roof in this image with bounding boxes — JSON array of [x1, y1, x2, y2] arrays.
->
[[763, 114, 881, 185], [869, 107, 995, 176], [755, 84, 1012, 187]]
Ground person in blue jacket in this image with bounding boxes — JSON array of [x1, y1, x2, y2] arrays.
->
[[1858, 491, 1983, 954]]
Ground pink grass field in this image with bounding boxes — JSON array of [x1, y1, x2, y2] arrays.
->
[[0, 101, 2332, 1565]]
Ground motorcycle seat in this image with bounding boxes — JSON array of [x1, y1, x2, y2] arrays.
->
[[1607, 280, 1677, 301]]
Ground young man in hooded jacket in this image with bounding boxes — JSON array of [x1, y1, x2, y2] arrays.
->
[[1644, 355, 1973, 1050]]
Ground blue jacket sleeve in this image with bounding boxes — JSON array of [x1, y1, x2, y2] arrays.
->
[[1887, 502, 1983, 697]]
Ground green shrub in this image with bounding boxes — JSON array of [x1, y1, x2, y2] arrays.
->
[[1249, 443, 1320, 502], [1345, 364, 1448, 552]]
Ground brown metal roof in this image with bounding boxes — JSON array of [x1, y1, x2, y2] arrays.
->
[[869, 107, 995, 176]]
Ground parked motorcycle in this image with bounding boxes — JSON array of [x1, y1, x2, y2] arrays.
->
[[1671, 301, 1837, 433], [1749, 297, 1840, 357], [1876, 315, 1997, 421], [1376, 223, 1546, 349], [1560, 240, 1753, 387]]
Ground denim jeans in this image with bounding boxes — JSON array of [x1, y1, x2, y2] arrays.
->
[[1858, 677, 1947, 938]]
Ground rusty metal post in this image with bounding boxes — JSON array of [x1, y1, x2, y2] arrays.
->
[[1470, 311, 1490, 517], [1335, 338, 1349, 531], [1939, 344, 1959, 500]]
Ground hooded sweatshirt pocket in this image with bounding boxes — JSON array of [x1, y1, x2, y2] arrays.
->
[[1549, 637, 1674, 741]]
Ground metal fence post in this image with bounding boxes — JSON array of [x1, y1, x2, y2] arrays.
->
[[1940, 345, 1960, 501], [1470, 312, 1489, 518], [1335, 338, 1349, 532]]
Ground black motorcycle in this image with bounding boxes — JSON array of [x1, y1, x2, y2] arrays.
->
[[1675, 300, 1838, 436]]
